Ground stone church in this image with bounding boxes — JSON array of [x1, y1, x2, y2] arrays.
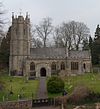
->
[[9, 14, 92, 78]]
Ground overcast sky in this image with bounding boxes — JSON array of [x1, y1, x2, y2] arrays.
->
[[2, 0, 100, 36]]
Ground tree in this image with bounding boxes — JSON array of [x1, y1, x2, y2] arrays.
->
[[31, 26, 43, 48], [94, 24, 100, 40], [92, 25, 100, 65], [32, 38, 43, 48], [89, 36, 93, 50], [54, 21, 90, 50], [82, 38, 89, 50], [0, 2, 5, 38], [0, 27, 11, 68], [34, 17, 53, 47], [53, 26, 65, 47], [0, 2, 7, 69], [54, 23, 72, 49]]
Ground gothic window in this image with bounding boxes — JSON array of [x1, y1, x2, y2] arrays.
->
[[16, 29, 18, 35], [83, 63, 86, 69], [24, 29, 25, 35], [71, 62, 79, 70], [51, 62, 56, 70], [30, 62, 35, 70], [61, 62, 65, 70]]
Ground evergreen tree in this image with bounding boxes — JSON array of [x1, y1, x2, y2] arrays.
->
[[95, 24, 100, 40], [92, 25, 100, 65], [88, 36, 94, 64], [0, 27, 11, 68], [89, 36, 93, 50]]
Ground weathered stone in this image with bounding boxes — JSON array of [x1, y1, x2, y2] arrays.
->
[[0, 100, 32, 109], [96, 103, 100, 109], [9, 14, 91, 78]]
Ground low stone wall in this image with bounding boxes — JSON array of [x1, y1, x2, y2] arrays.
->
[[0, 100, 32, 109]]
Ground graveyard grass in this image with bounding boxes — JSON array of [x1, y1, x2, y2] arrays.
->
[[48, 73, 100, 97], [0, 73, 100, 101], [64, 73, 100, 93], [0, 75, 39, 102]]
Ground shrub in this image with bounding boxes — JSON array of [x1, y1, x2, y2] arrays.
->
[[87, 91, 100, 101], [47, 76, 65, 93], [55, 96, 68, 108], [68, 85, 90, 104], [68, 85, 100, 104]]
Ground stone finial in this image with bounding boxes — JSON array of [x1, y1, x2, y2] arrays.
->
[[25, 12, 30, 23], [25, 12, 28, 19], [19, 9, 22, 16], [12, 12, 14, 19], [26, 12, 28, 16], [15, 15, 17, 18], [26, 12, 30, 19]]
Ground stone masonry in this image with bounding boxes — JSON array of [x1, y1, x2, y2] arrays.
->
[[9, 13, 92, 78]]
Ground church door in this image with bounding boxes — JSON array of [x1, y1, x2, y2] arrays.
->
[[40, 68, 46, 77]]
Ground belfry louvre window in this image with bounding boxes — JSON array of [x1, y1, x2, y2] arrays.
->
[[16, 29, 18, 35], [30, 62, 35, 70], [71, 62, 79, 70], [51, 62, 56, 70], [24, 29, 25, 35], [61, 62, 65, 70]]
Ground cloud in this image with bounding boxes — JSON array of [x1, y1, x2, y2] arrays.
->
[[2, 0, 100, 36]]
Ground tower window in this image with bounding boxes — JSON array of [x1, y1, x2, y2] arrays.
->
[[16, 29, 18, 35], [71, 62, 79, 70], [24, 29, 25, 35], [83, 63, 86, 69]]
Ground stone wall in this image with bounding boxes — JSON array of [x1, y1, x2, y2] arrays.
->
[[0, 100, 32, 109], [26, 59, 67, 77]]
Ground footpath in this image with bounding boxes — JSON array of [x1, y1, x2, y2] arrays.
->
[[33, 77, 59, 109]]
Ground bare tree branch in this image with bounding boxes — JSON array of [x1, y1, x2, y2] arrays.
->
[[54, 21, 90, 50], [34, 17, 53, 47]]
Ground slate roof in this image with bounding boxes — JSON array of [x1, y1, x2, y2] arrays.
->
[[30, 47, 91, 59], [68, 50, 91, 59], [30, 47, 67, 59]]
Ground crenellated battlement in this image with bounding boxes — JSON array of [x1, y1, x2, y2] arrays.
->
[[12, 12, 30, 24]]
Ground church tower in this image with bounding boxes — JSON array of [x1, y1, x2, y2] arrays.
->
[[9, 13, 31, 76]]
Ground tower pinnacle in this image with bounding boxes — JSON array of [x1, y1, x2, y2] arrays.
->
[[12, 12, 14, 19]]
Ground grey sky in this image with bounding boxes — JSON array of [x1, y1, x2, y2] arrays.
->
[[2, 0, 100, 36]]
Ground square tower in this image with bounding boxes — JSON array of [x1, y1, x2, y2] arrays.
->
[[9, 13, 31, 76]]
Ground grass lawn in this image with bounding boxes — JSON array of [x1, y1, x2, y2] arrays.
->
[[0, 72, 100, 102], [64, 73, 100, 93], [0, 75, 39, 102], [48, 73, 100, 97]]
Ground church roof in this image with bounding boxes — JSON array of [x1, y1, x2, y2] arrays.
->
[[30, 47, 67, 59], [69, 50, 91, 59], [30, 47, 91, 60]]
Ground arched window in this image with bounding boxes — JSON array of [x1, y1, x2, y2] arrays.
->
[[24, 29, 25, 35], [30, 62, 35, 70], [16, 29, 18, 35], [51, 62, 56, 70], [71, 62, 79, 70], [61, 62, 65, 70], [83, 63, 86, 69]]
